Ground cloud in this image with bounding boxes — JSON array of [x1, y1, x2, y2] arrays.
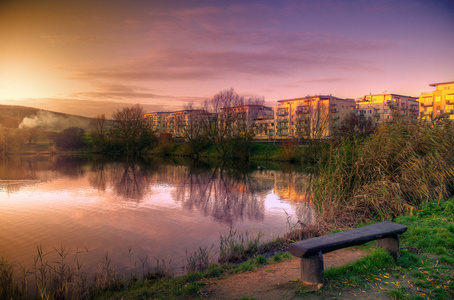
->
[[40, 34, 114, 44], [69, 33, 389, 83]]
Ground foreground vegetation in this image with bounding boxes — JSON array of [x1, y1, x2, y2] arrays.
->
[[312, 118, 454, 228], [299, 197, 454, 299], [2, 198, 452, 299], [102, 197, 454, 299]]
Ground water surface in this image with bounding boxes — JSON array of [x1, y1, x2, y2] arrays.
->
[[0, 156, 314, 275]]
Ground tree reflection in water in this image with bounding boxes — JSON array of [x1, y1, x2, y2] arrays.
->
[[84, 158, 315, 225], [110, 161, 151, 201], [174, 161, 266, 226]]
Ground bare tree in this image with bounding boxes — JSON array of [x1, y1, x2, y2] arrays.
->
[[295, 99, 331, 163], [111, 104, 155, 155], [91, 114, 107, 137], [201, 88, 266, 159], [178, 103, 210, 158]]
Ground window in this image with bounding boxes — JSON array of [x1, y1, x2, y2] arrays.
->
[[384, 109, 389, 113]]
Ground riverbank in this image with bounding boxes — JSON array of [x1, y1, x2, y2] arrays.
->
[[98, 197, 454, 299], [1, 198, 452, 299]]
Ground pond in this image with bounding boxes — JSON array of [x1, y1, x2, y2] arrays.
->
[[0, 155, 314, 276]]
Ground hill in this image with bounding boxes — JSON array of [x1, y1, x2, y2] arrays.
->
[[0, 104, 95, 132]]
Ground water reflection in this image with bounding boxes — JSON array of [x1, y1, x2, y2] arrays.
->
[[0, 155, 318, 277], [0, 156, 315, 225], [111, 162, 151, 201], [173, 163, 266, 225]]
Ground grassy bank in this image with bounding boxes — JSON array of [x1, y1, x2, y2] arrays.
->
[[148, 141, 308, 162], [104, 197, 454, 299], [299, 197, 454, 299], [1, 198, 452, 299]]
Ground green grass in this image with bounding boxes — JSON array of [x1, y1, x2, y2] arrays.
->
[[296, 197, 454, 299]]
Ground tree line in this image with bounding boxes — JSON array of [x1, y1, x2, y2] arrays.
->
[[0, 88, 387, 160]]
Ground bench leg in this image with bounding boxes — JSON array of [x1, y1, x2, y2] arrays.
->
[[300, 251, 324, 287], [377, 234, 400, 262]]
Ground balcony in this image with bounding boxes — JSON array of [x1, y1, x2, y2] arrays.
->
[[331, 108, 338, 113], [276, 124, 288, 129], [420, 102, 433, 107], [330, 115, 340, 120], [446, 109, 454, 115], [446, 99, 454, 105], [276, 110, 289, 116], [420, 111, 432, 117], [296, 109, 309, 114], [295, 123, 309, 128], [276, 118, 288, 122], [372, 112, 380, 117], [276, 131, 288, 136]]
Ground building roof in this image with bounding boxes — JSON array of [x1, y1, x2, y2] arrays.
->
[[221, 105, 272, 110], [276, 95, 343, 103], [429, 81, 454, 87], [358, 93, 418, 101]]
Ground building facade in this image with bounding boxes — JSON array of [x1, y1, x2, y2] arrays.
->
[[356, 93, 419, 124], [219, 105, 274, 138], [164, 110, 208, 138], [419, 81, 454, 121], [143, 112, 170, 133], [273, 95, 355, 139]]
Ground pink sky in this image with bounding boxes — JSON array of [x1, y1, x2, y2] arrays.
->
[[1, 0, 453, 117]]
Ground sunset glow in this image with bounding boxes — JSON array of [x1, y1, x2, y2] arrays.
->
[[1, 0, 453, 117]]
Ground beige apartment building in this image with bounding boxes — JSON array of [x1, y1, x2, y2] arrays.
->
[[164, 109, 208, 138], [356, 93, 419, 124], [419, 81, 454, 121], [273, 95, 355, 139], [143, 112, 170, 133], [219, 105, 274, 137]]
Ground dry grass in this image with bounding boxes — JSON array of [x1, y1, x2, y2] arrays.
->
[[312, 118, 454, 228], [1, 245, 173, 299]]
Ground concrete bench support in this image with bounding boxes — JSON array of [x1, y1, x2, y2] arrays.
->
[[377, 235, 400, 261], [289, 221, 407, 288], [300, 251, 324, 286]]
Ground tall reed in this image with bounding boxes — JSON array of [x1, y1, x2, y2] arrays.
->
[[219, 230, 264, 263], [312, 119, 454, 227]]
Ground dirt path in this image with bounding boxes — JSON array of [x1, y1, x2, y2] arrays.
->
[[202, 248, 391, 300]]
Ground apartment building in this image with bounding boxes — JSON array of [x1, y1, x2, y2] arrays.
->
[[419, 81, 454, 121], [356, 93, 419, 124], [164, 109, 208, 137], [253, 116, 275, 140], [143, 112, 170, 133], [273, 95, 355, 139], [219, 105, 274, 136]]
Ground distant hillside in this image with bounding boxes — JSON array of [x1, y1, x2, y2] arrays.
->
[[0, 104, 96, 132]]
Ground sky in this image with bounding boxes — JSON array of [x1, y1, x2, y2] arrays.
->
[[1, 0, 453, 117]]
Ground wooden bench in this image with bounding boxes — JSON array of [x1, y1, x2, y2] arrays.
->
[[288, 221, 407, 287]]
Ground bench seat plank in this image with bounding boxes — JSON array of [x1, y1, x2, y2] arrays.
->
[[289, 221, 407, 258]]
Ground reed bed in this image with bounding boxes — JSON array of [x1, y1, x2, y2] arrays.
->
[[312, 119, 454, 228], [0, 245, 173, 300]]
